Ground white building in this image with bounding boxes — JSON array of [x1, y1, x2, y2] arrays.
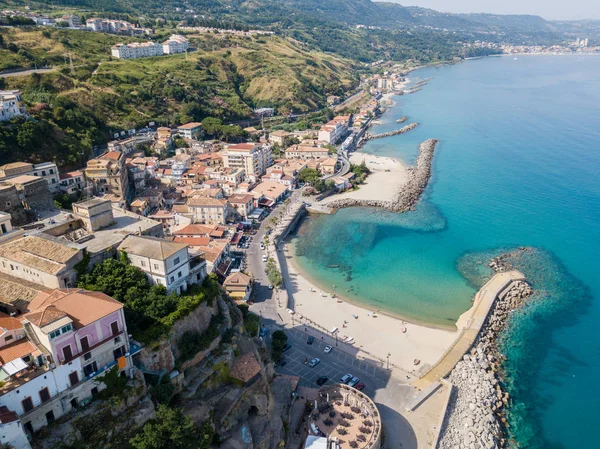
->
[[0, 90, 26, 122], [111, 42, 164, 60], [163, 34, 190, 54], [117, 235, 206, 294], [222, 143, 273, 179], [318, 121, 347, 145], [0, 161, 60, 192]]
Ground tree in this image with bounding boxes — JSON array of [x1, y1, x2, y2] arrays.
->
[[271, 330, 288, 363], [130, 405, 198, 449]]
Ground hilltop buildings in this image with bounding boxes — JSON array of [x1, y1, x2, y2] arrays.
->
[[111, 35, 190, 59], [0, 90, 26, 121]]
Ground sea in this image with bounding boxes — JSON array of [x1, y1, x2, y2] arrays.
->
[[290, 55, 600, 448]]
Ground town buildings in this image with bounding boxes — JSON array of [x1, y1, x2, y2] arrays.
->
[[58, 170, 85, 195], [318, 120, 347, 145], [187, 196, 231, 225], [284, 142, 330, 160], [0, 90, 26, 121], [86, 18, 151, 35], [227, 194, 255, 220], [223, 272, 252, 301], [177, 122, 202, 140]]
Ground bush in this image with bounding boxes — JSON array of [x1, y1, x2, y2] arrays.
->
[[243, 313, 260, 337]]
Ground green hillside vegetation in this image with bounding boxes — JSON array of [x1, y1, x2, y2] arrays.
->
[[0, 27, 357, 167]]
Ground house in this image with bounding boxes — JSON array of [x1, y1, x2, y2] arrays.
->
[[227, 194, 255, 220], [0, 235, 83, 290], [0, 288, 137, 438], [187, 197, 231, 225], [0, 161, 60, 193], [0, 90, 26, 121], [284, 142, 330, 160], [269, 130, 289, 146], [118, 235, 206, 294], [319, 158, 338, 175], [111, 42, 163, 59], [59, 170, 85, 195], [108, 137, 138, 155], [1, 175, 54, 212], [327, 95, 340, 105], [222, 143, 272, 179], [162, 34, 189, 54], [318, 120, 347, 145], [84, 151, 130, 204], [172, 224, 228, 240], [177, 122, 202, 140], [190, 241, 230, 275], [223, 272, 252, 301], [250, 181, 289, 207], [130, 198, 149, 216], [262, 169, 295, 188]]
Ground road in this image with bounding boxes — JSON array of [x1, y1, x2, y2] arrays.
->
[[0, 67, 56, 78]]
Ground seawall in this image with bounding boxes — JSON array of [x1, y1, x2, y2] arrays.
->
[[364, 122, 419, 140], [326, 138, 438, 213]]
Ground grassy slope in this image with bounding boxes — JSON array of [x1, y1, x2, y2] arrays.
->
[[0, 28, 357, 166]]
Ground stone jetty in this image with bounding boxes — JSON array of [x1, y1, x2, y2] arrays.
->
[[437, 265, 533, 449], [327, 138, 437, 213], [364, 122, 418, 140], [396, 116, 409, 124]]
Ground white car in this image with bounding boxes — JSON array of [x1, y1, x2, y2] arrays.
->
[[324, 345, 333, 354], [262, 255, 268, 262], [341, 373, 353, 384], [268, 284, 274, 290], [308, 358, 321, 368]]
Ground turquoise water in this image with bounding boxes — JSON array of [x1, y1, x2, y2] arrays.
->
[[291, 55, 600, 448]]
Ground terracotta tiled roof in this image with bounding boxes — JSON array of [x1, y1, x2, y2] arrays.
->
[[229, 352, 261, 383], [0, 236, 80, 275], [173, 236, 211, 246], [178, 122, 202, 130], [25, 289, 123, 329], [228, 194, 254, 204], [188, 196, 227, 207], [0, 313, 24, 331], [226, 143, 258, 151], [118, 235, 187, 260], [22, 305, 67, 328], [223, 272, 251, 287], [102, 151, 122, 161], [0, 272, 49, 307], [0, 338, 37, 364]]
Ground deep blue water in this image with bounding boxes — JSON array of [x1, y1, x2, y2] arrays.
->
[[292, 55, 600, 448]]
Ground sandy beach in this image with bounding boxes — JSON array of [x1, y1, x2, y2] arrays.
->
[[281, 243, 458, 376], [322, 152, 408, 205]]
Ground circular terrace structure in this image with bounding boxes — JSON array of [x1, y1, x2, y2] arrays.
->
[[307, 384, 382, 449]]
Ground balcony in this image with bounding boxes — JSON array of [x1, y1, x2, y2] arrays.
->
[[0, 363, 51, 395], [59, 330, 124, 365]]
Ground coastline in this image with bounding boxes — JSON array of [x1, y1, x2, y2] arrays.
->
[[281, 239, 459, 374]]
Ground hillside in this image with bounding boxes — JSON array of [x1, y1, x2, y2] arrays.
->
[[0, 27, 358, 167]]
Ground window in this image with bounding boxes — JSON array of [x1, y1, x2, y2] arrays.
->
[[178, 271, 182, 279], [114, 336, 121, 344], [49, 169, 54, 174], [173, 257, 180, 265], [61, 324, 72, 334], [84, 352, 91, 361], [68, 371, 79, 387], [42, 170, 46, 176], [140, 260, 146, 267], [49, 330, 61, 340], [39, 387, 50, 403], [22, 397, 34, 413], [51, 179, 56, 184], [170, 276, 174, 284], [110, 321, 119, 336], [154, 264, 159, 270], [83, 361, 98, 377], [4, 334, 13, 342]]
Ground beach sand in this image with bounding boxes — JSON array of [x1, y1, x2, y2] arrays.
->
[[281, 243, 458, 375], [322, 152, 408, 205]]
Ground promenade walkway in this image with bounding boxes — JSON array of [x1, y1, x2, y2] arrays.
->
[[412, 270, 525, 390]]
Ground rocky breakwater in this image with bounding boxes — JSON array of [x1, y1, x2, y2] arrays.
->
[[396, 116, 409, 123], [438, 276, 533, 449], [364, 122, 419, 140], [327, 138, 437, 213]]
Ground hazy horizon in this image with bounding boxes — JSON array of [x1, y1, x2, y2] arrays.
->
[[381, 0, 600, 21]]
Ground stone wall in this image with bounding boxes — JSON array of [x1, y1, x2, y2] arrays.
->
[[0, 185, 27, 225], [19, 178, 55, 211]]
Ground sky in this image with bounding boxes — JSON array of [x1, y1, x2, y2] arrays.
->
[[383, 0, 600, 21]]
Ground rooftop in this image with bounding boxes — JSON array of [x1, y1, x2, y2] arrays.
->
[[0, 272, 49, 308], [178, 122, 202, 130], [223, 272, 251, 287], [0, 235, 80, 275], [229, 352, 261, 383], [188, 196, 228, 207], [118, 235, 187, 260], [0, 338, 38, 364]]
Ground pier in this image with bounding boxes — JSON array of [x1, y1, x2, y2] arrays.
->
[[412, 270, 526, 390], [364, 122, 418, 140]]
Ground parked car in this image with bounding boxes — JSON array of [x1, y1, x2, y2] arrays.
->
[[262, 255, 268, 262], [307, 336, 314, 345], [324, 345, 333, 354], [316, 376, 329, 386], [259, 327, 268, 337], [355, 383, 365, 391], [341, 374, 353, 384], [268, 284, 274, 290], [308, 357, 321, 368], [348, 376, 360, 387]]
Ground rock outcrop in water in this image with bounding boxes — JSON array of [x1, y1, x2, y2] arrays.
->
[[327, 138, 438, 213], [438, 268, 533, 449]]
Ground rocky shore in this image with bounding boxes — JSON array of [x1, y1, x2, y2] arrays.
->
[[437, 259, 533, 449], [364, 122, 419, 140], [327, 138, 437, 213], [396, 116, 409, 123]]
